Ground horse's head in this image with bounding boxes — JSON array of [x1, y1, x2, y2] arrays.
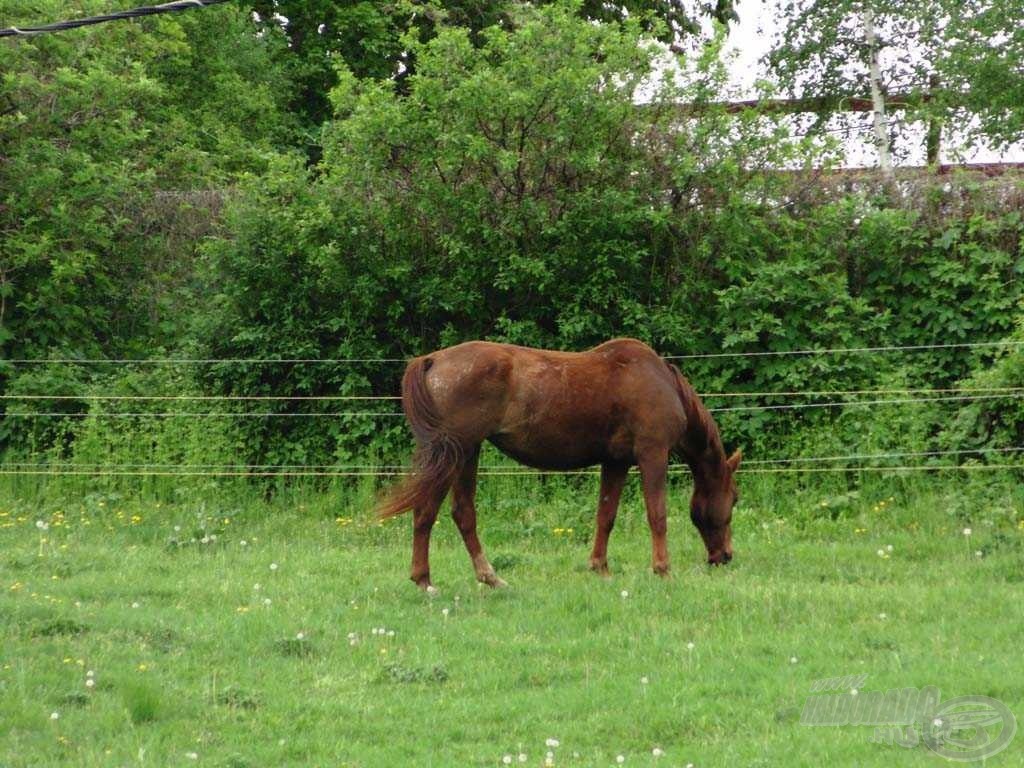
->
[[690, 449, 741, 565]]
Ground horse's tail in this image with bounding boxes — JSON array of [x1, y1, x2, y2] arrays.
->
[[376, 356, 462, 519]]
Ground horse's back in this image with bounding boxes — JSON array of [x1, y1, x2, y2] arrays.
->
[[415, 339, 683, 468]]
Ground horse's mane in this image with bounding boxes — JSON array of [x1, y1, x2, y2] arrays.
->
[[668, 364, 726, 468]]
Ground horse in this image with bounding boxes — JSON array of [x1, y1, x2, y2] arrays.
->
[[376, 338, 741, 590]]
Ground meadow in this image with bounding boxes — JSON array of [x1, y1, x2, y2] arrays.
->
[[1, 471, 1022, 767]]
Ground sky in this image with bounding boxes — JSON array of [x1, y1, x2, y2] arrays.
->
[[719, 0, 1024, 167]]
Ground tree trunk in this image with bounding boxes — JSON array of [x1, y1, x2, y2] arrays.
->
[[863, 6, 894, 177]]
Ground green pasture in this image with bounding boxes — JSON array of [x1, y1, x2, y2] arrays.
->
[[1, 473, 1022, 767]]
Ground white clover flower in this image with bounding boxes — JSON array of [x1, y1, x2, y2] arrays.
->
[[850, 688, 858, 696], [86, 670, 94, 678], [503, 756, 512, 765], [933, 718, 943, 727], [518, 754, 527, 763], [50, 711, 60, 720], [790, 657, 798, 664], [885, 544, 893, 553], [616, 755, 625, 764], [296, 632, 305, 640], [269, 563, 279, 571], [131, 602, 140, 609], [652, 747, 664, 757], [877, 549, 885, 557], [686, 642, 695, 651], [240, 540, 247, 547], [975, 550, 983, 558], [962, 528, 972, 536], [386, 630, 395, 637], [36, 520, 49, 531], [545, 738, 559, 747], [263, 598, 272, 606], [85, 678, 95, 688], [441, 608, 450, 618], [185, 752, 198, 760], [620, 590, 629, 598], [878, 612, 887, 620], [640, 676, 649, 685]]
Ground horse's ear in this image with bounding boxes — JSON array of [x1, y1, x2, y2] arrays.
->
[[727, 449, 742, 473]]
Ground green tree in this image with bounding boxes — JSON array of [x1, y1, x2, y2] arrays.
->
[[768, 0, 1024, 160], [936, 0, 1024, 147], [251, 0, 742, 135], [0, 0, 294, 362]]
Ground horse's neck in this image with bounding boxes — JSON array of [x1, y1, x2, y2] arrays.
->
[[678, 395, 727, 488], [684, 445, 727, 490]]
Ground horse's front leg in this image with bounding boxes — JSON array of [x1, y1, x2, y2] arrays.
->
[[589, 463, 628, 575], [638, 448, 670, 577]]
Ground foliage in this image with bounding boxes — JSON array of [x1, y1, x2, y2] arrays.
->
[[766, 0, 1024, 157], [943, 310, 1024, 451], [0, 0, 295, 365], [1, 0, 1022, 473], [935, 0, 1024, 147], [249, 0, 741, 131]]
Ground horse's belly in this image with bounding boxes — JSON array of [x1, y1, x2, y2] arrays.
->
[[487, 423, 627, 470]]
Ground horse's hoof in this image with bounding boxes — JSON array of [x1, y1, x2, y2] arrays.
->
[[589, 561, 611, 578], [480, 573, 508, 588], [412, 576, 437, 595], [653, 565, 671, 578]]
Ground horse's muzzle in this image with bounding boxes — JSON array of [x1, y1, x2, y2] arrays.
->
[[708, 551, 733, 566]]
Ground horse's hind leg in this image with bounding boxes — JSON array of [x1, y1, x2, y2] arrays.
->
[[451, 446, 506, 588], [589, 463, 628, 575], [411, 487, 448, 592], [638, 447, 671, 577]]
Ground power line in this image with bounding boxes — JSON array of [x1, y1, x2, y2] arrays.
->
[[4, 385, 1019, 403], [2, 411, 403, 418], [5, 446, 1020, 472], [0, 394, 402, 401], [6, 391, 1021, 418], [664, 339, 1024, 360], [0, 464, 1019, 477], [0, 0, 230, 39], [5, 338, 1021, 365], [710, 392, 1024, 413]]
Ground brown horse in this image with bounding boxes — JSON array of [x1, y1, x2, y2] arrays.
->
[[377, 338, 741, 590]]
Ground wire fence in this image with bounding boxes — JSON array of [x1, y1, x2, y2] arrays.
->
[[3, 340, 1021, 478], [3, 391, 1023, 418], [3, 338, 1023, 364], [2, 385, 1023, 401], [3, 446, 1021, 472]]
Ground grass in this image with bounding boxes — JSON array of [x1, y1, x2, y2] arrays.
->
[[0, 473, 1022, 767]]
